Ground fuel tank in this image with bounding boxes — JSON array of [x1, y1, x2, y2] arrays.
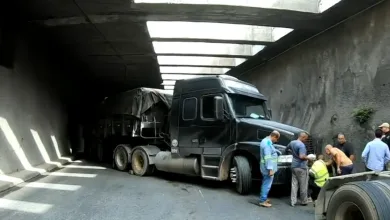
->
[[154, 152, 200, 176]]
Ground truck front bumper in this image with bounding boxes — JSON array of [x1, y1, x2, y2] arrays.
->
[[273, 164, 292, 185]]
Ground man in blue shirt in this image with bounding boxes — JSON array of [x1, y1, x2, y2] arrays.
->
[[259, 130, 280, 208], [286, 132, 313, 207], [362, 129, 390, 172]]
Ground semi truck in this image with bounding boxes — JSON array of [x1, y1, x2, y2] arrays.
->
[[85, 75, 316, 194]]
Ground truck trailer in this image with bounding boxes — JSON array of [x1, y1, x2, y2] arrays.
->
[[85, 75, 316, 194], [315, 171, 390, 220]]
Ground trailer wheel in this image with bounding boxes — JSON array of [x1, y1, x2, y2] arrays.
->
[[114, 146, 129, 171], [131, 149, 154, 176], [232, 156, 252, 195], [326, 181, 390, 220]]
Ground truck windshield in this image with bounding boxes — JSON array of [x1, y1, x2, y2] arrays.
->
[[227, 94, 269, 120]]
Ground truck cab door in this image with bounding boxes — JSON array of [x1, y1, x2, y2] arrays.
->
[[196, 93, 230, 155], [177, 95, 200, 150]]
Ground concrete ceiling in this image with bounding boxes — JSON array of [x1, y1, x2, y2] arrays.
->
[[12, 0, 385, 96]]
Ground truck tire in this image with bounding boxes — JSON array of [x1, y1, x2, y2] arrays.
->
[[131, 149, 154, 176], [326, 181, 390, 220], [114, 146, 129, 171], [233, 156, 252, 195]]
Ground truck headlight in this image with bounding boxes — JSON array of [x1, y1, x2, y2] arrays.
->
[[278, 155, 293, 163]]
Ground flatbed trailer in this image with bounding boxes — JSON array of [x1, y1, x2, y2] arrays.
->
[[315, 171, 390, 220]]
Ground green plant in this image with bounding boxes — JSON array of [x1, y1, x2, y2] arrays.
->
[[352, 107, 375, 125]]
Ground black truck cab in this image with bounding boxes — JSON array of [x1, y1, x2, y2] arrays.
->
[[165, 75, 311, 193], [92, 75, 313, 195]]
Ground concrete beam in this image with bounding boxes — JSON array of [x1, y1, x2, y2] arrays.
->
[[159, 64, 234, 68], [146, 21, 293, 43], [157, 53, 252, 59], [133, 3, 324, 30], [152, 41, 264, 57], [151, 38, 272, 46], [160, 66, 229, 74], [87, 53, 250, 59], [157, 55, 246, 67], [30, 5, 324, 30], [133, 0, 332, 13]]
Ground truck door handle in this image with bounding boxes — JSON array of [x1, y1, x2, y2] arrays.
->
[[192, 139, 198, 143]]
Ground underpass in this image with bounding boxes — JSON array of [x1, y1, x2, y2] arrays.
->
[[1, 0, 390, 219]]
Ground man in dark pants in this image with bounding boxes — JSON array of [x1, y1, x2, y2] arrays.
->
[[331, 133, 355, 176], [325, 145, 353, 175], [379, 123, 390, 147], [335, 133, 355, 161], [362, 129, 390, 172], [308, 155, 329, 202]]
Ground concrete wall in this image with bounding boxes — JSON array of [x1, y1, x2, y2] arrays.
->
[[241, 1, 390, 171], [0, 25, 71, 174]]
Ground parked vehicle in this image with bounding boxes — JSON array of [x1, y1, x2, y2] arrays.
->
[[85, 75, 316, 194]]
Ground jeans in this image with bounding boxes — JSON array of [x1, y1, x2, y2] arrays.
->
[[291, 168, 309, 205], [339, 164, 354, 175], [259, 173, 274, 203]]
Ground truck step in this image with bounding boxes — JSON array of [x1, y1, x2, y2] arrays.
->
[[202, 175, 219, 180], [201, 165, 219, 169]]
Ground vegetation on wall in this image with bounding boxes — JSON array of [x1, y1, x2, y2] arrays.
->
[[352, 107, 375, 125]]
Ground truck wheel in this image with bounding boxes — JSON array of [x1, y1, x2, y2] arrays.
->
[[131, 149, 154, 176], [326, 181, 390, 220], [232, 156, 252, 195], [114, 146, 129, 171]]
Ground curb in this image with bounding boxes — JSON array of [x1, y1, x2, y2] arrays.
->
[[0, 157, 76, 193]]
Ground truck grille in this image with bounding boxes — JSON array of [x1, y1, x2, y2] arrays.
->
[[305, 136, 314, 154]]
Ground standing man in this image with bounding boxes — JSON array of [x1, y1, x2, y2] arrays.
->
[[259, 130, 280, 208], [286, 132, 311, 207], [325, 145, 353, 175], [335, 133, 355, 161], [362, 129, 390, 172], [379, 123, 390, 147]]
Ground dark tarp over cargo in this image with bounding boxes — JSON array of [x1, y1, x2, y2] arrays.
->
[[99, 88, 173, 118]]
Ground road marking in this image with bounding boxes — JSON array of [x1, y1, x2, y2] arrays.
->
[[24, 182, 82, 191], [198, 189, 204, 198], [0, 198, 52, 214], [44, 172, 97, 178], [198, 189, 211, 211]]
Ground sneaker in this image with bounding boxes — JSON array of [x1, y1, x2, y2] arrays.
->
[[259, 201, 272, 208], [266, 199, 271, 204], [307, 197, 313, 203]]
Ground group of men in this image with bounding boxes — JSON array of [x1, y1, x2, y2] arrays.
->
[[258, 122, 390, 208]]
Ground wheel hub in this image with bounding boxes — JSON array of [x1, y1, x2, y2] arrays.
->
[[133, 152, 144, 172], [230, 167, 237, 183]]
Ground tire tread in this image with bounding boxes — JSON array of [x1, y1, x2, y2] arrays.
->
[[234, 156, 252, 195]]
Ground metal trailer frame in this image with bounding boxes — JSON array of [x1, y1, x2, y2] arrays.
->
[[315, 171, 390, 220]]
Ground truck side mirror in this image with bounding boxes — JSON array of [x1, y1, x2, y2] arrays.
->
[[214, 96, 224, 120], [268, 108, 272, 119]]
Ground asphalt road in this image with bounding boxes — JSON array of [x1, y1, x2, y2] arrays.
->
[[0, 161, 314, 220]]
